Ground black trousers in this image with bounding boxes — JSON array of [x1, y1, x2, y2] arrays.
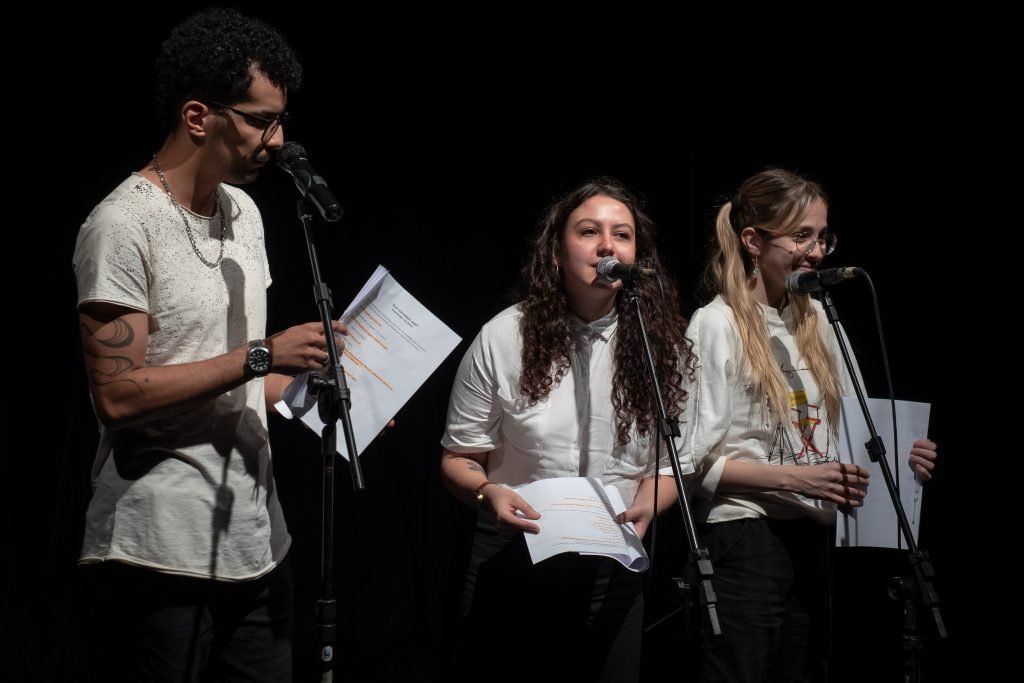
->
[[78, 558, 293, 683], [697, 517, 833, 683], [449, 512, 645, 683]]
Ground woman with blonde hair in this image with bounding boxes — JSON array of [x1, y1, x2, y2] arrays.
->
[[682, 167, 937, 682]]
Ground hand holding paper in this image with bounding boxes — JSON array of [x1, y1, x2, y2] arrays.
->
[[275, 265, 461, 459], [482, 484, 541, 534], [836, 397, 931, 549], [515, 477, 650, 572]]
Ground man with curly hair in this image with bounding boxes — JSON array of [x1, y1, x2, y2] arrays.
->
[[72, 8, 344, 680]]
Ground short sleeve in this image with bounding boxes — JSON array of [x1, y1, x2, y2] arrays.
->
[[679, 305, 738, 498], [441, 325, 505, 453], [73, 201, 151, 314]]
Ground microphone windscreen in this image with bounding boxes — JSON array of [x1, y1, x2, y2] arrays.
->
[[786, 271, 810, 295], [596, 256, 618, 282], [276, 141, 307, 169]]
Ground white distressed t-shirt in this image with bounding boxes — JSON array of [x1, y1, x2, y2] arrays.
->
[[72, 173, 288, 581]]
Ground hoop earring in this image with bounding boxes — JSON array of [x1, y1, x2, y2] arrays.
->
[[752, 256, 760, 276]]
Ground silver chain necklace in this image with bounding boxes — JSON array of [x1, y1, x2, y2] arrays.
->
[[152, 154, 226, 268]]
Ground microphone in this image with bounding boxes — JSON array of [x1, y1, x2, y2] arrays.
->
[[786, 267, 860, 295], [276, 142, 343, 222], [596, 256, 657, 283]]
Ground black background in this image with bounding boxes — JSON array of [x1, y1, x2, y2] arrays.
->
[[6, 5, 987, 681]]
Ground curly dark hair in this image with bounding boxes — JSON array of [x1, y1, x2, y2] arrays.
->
[[518, 177, 695, 444], [153, 7, 303, 134]]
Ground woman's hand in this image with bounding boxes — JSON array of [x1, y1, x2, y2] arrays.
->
[[616, 503, 655, 539], [788, 461, 869, 507], [482, 485, 542, 534], [908, 437, 938, 481]]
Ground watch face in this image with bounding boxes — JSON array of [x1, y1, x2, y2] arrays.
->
[[248, 347, 271, 375]]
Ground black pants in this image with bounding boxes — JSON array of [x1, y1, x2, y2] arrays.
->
[[78, 558, 293, 683], [697, 517, 832, 683], [449, 512, 645, 683]]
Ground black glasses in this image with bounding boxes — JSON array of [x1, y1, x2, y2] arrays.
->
[[202, 100, 290, 143]]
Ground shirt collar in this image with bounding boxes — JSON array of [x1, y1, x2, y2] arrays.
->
[[572, 308, 618, 342]]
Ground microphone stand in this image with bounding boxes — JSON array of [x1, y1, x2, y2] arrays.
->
[[621, 279, 721, 643], [293, 196, 366, 683], [818, 287, 946, 682]]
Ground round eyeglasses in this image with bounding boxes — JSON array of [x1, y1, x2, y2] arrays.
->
[[789, 230, 837, 256], [201, 100, 290, 144]]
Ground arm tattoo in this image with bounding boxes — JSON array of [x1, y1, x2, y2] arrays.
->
[[80, 319, 143, 392], [89, 318, 134, 348], [464, 461, 484, 473]]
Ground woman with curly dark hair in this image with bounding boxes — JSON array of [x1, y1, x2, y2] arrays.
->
[[440, 177, 695, 682]]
